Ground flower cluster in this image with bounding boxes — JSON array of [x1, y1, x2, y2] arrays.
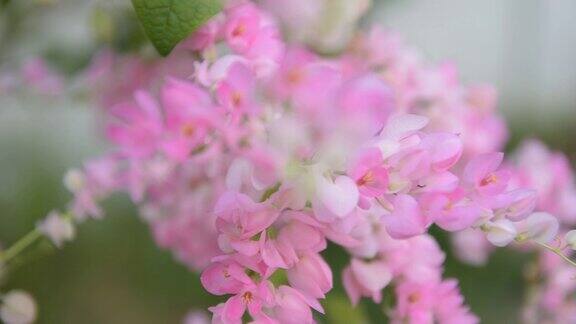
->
[[451, 140, 576, 323], [42, 1, 575, 323]]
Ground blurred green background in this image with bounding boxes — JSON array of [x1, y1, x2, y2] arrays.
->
[[1, 0, 575, 323]]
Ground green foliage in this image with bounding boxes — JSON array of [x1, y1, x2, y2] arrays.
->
[[323, 293, 370, 324], [131, 0, 221, 56]]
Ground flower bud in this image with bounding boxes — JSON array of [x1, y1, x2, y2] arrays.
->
[[37, 211, 75, 248], [485, 219, 517, 247], [0, 290, 37, 324], [63, 169, 85, 193], [525, 212, 559, 244], [564, 230, 576, 250], [287, 253, 332, 298]]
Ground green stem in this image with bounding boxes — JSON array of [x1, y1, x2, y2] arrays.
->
[[0, 229, 42, 264], [534, 241, 576, 268]]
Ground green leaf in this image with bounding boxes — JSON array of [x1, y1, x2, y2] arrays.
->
[[131, 0, 221, 56]]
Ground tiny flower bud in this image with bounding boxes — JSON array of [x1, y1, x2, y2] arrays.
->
[[0, 290, 37, 324], [37, 211, 75, 248], [183, 310, 210, 324], [63, 169, 85, 193], [564, 230, 576, 250]]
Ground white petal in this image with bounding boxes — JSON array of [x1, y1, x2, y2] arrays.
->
[[315, 175, 359, 218], [526, 212, 559, 244], [486, 219, 517, 247], [383, 114, 429, 140]]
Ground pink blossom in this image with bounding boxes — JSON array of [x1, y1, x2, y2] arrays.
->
[[342, 258, 392, 305], [349, 148, 389, 198], [215, 192, 278, 254], [106, 91, 164, 158], [160, 77, 216, 161], [393, 281, 435, 324], [421, 188, 481, 232], [286, 253, 332, 299], [216, 62, 258, 116], [463, 152, 511, 197], [382, 194, 429, 239], [271, 285, 322, 324], [224, 3, 262, 54], [21, 58, 63, 95]]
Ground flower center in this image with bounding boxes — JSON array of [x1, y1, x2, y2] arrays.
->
[[357, 171, 374, 186], [286, 69, 303, 85], [181, 123, 195, 138], [480, 173, 498, 186], [232, 92, 243, 107], [408, 293, 420, 303], [232, 24, 246, 38], [242, 291, 253, 304]]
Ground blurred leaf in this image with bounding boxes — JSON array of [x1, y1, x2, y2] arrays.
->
[[91, 7, 115, 44], [131, 0, 221, 56], [324, 293, 370, 324]]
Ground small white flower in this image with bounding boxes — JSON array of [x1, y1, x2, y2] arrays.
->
[[183, 310, 210, 324], [525, 212, 559, 244], [63, 169, 85, 193], [37, 211, 75, 248], [485, 219, 517, 247], [0, 290, 37, 324], [564, 230, 576, 250]]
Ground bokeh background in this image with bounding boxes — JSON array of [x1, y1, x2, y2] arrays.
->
[[0, 0, 575, 323]]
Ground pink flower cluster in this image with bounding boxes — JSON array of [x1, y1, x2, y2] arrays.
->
[[61, 1, 576, 323], [452, 140, 576, 322]]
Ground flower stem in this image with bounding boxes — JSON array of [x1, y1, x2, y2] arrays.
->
[[534, 241, 576, 268], [0, 229, 43, 264]]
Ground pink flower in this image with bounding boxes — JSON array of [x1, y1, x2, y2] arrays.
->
[[420, 132, 463, 172], [22, 57, 63, 95], [348, 148, 389, 198], [393, 281, 435, 324], [435, 280, 479, 324], [216, 62, 258, 116], [260, 214, 326, 269], [342, 258, 392, 305], [160, 77, 217, 161], [421, 188, 482, 232], [201, 260, 251, 296], [106, 91, 164, 158], [224, 3, 262, 54], [210, 280, 275, 323], [339, 75, 395, 134], [287, 252, 332, 299], [215, 192, 279, 255], [382, 194, 429, 239], [493, 188, 537, 221], [182, 16, 223, 52], [463, 152, 511, 197], [452, 229, 493, 266], [271, 286, 323, 324], [270, 47, 316, 99]]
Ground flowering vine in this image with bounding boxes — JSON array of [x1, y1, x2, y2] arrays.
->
[[1, 1, 576, 323]]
